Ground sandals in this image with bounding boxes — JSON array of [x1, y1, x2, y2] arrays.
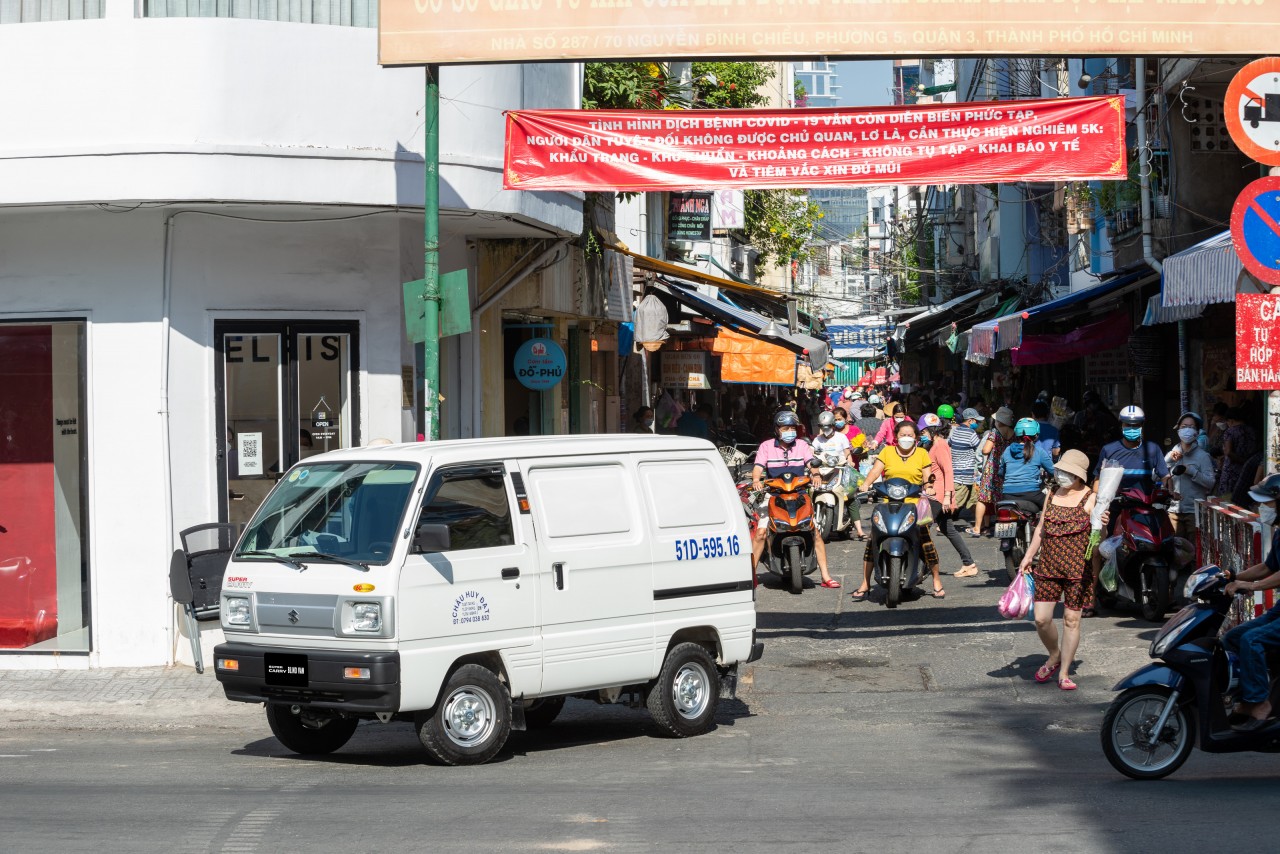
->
[[953, 565, 979, 578], [850, 588, 869, 601], [1035, 661, 1061, 683], [1058, 676, 1078, 691], [931, 586, 946, 598], [819, 579, 841, 589]]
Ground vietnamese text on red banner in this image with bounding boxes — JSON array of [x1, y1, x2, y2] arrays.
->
[[504, 97, 1126, 192]]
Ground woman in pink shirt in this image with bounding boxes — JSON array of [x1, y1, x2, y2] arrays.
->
[[921, 414, 978, 577]]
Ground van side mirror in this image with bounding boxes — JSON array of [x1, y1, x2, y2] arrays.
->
[[413, 523, 451, 554]]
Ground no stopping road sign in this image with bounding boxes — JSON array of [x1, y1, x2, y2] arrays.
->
[[1232, 177, 1280, 287]]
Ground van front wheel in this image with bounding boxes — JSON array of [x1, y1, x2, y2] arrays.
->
[[647, 642, 720, 738], [416, 664, 512, 765]]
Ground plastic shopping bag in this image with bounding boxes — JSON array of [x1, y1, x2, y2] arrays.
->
[[1024, 574, 1036, 622], [998, 572, 1033, 620], [1099, 557, 1119, 593]]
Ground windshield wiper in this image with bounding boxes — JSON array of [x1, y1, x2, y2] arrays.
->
[[289, 551, 370, 572], [237, 550, 308, 571]]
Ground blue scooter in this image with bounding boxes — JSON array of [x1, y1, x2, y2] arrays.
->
[[1102, 565, 1280, 779], [864, 478, 924, 609]]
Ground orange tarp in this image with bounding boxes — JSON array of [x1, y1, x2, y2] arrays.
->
[[713, 328, 797, 385]]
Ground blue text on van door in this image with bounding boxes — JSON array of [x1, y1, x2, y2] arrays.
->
[[675, 535, 741, 561]]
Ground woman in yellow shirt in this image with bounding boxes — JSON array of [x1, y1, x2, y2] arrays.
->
[[850, 419, 946, 601]]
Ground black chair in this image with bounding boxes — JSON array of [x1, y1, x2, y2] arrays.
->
[[170, 523, 238, 673]]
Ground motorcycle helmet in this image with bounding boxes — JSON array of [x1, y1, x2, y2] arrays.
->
[[936, 403, 955, 421], [773, 409, 799, 428], [1014, 417, 1040, 438], [868, 393, 883, 405], [1119, 405, 1146, 426], [1248, 472, 1280, 504], [918, 413, 942, 431], [817, 410, 836, 430]]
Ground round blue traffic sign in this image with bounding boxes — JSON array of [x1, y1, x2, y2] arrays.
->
[[1231, 177, 1280, 286], [513, 337, 567, 390]]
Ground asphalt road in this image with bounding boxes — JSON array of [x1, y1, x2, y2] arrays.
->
[[3, 534, 1279, 853]]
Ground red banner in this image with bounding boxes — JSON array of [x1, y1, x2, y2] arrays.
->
[[504, 97, 1126, 192], [1235, 293, 1280, 390]]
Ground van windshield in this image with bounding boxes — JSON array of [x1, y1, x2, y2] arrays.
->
[[236, 462, 419, 566]]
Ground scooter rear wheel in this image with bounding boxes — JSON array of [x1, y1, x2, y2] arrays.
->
[[1140, 566, 1171, 623], [1100, 686, 1193, 780]]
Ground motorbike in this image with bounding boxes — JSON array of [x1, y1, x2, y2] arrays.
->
[[865, 477, 925, 608], [761, 472, 818, 593], [1099, 485, 1193, 622], [994, 495, 1041, 583], [812, 451, 859, 542], [1101, 564, 1280, 780]]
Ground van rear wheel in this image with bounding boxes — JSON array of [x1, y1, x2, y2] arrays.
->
[[265, 704, 358, 755], [647, 642, 720, 738], [416, 664, 512, 766]]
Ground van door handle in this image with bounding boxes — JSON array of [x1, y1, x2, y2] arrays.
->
[[552, 562, 565, 590], [501, 567, 520, 580]]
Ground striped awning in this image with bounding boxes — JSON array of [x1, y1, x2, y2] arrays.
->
[[1142, 294, 1205, 326], [966, 323, 998, 363], [1159, 231, 1242, 308]]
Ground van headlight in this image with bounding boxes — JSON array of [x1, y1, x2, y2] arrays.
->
[[224, 597, 251, 626], [352, 602, 382, 633]]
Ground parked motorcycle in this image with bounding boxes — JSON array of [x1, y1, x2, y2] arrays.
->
[[994, 497, 1041, 583], [1100, 485, 1193, 622], [761, 472, 818, 593], [1102, 564, 1280, 779], [865, 478, 925, 608]]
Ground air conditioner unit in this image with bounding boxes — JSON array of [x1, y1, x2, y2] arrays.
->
[[666, 240, 695, 262]]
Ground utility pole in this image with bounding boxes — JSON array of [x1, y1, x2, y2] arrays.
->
[[423, 65, 442, 441]]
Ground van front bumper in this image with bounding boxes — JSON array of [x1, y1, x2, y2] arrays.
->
[[213, 642, 400, 714]]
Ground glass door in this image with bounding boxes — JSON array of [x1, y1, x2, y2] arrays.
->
[[217, 322, 359, 528]]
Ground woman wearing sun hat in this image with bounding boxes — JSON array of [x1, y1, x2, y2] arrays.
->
[[1017, 449, 1106, 691]]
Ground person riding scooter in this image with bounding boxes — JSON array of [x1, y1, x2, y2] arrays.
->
[[1222, 473, 1280, 730], [751, 410, 840, 589], [1087, 405, 1169, 615]]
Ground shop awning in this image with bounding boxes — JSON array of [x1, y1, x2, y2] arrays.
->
[[659, 280, 829, 370], [607, 242, 788, 302], [892, 289, 989, 347], [1142, 293, 1205, 326], [986, 266, 1157, 353], [713, 327, 798, 385], [1011, 309, 1132, 366], [1159, 231, 1242, 308], [963, 295, 1021, 363]]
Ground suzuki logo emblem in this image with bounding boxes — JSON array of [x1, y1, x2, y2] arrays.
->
[[287, 609, 300, 624]]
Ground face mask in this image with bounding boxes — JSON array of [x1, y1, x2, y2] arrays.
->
[[779, 429, 796, 444], [644, 418, 654, 428], [1177, 427, 1197, 445], [834, 420, 846, 428], [1054, 471, 1076, 489], [821, 426, 834, 436], [1261, 504, 1277, 526], [894, 415, 905, 423], [1122, 427, 1143, 442], [920, 434, 932, 447], [897, 435, 916, 451], [1215, 421, 1227, 430]]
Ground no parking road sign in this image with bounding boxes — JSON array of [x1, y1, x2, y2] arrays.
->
[[1226, 58, 1280, 167], [1232, 177, 1280, 287]]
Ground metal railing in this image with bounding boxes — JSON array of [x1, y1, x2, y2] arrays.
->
[[0, 0, 103, 23], [144, 0, 376, 27]]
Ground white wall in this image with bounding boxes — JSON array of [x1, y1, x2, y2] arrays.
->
[[0, 18, 581, 236], [0, 206, 412, 666]]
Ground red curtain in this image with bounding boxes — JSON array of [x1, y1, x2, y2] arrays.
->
[[1011, 310, 1131, 366]]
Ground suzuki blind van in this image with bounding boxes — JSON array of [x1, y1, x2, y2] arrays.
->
[[213, 435, 763, 765]]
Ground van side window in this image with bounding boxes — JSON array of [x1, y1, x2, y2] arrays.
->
[[416, 473, 514, 552], [639, 460, 728, 529]]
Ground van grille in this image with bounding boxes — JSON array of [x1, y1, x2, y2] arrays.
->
[[256, 593, 338, 635]]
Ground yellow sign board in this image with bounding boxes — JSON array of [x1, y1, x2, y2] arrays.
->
[[380, 0, 1280, 66]]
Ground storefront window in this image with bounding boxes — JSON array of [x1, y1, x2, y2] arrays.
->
[[0, 321, 90, 652]]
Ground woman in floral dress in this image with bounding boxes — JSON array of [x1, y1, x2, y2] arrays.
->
[[1017, 450, 1106, 691], [973, 407, 1015, 536]]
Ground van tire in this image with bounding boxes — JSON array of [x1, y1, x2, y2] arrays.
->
[[524, 696, 566, 729], [265, 705, 358, 755], [647, 642, 720, 738], [416, 664, 512, 766]]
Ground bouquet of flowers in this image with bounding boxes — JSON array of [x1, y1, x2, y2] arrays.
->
[[1085, 460, 1126, 559]]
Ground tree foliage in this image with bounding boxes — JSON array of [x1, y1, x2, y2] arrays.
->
[[743, 191, 824, 272]]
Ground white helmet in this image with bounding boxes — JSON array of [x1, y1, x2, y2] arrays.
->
[[868, 394, 883, 405], [1119, 405, 1145, 426], [818, 411, 836, 429]]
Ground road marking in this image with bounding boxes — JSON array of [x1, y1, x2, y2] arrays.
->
[[0, 754, 30, 758]]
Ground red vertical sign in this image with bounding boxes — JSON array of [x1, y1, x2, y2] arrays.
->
[[1236, 293, 1280, 389]]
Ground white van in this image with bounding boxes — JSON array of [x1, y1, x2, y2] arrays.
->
[[213, 435, 762, 765]]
